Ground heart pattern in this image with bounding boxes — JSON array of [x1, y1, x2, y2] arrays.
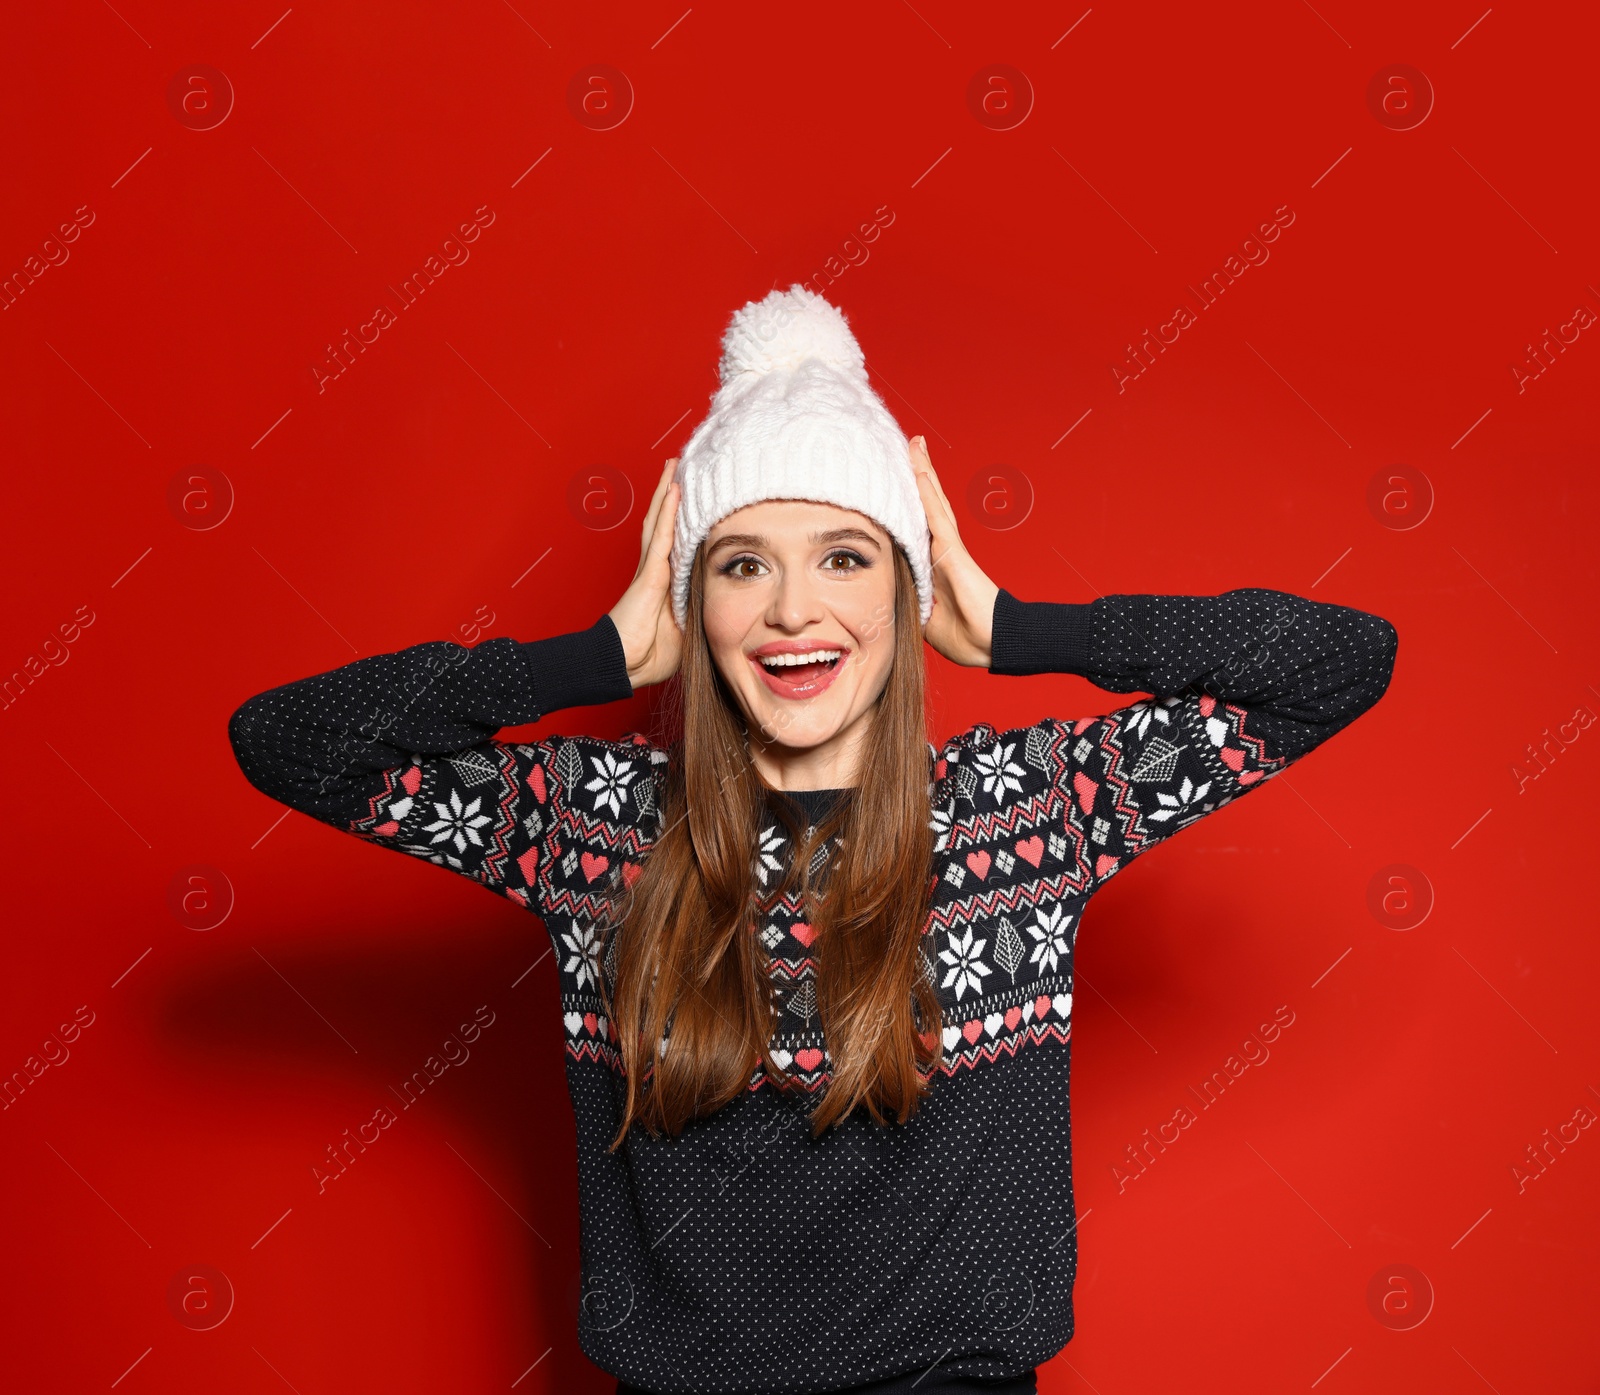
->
[[794, 1047, 824, 1072], [966, 850, 992, 880], [580, 852, 609, 883], [1015, 836, 1043, 867], [789, 922, 816, 948]]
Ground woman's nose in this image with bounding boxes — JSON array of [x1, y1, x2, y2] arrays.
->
[[766, 567, 826, 631]]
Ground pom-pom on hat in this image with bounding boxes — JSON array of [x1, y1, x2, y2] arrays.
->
[[669, 284, 933, 627]]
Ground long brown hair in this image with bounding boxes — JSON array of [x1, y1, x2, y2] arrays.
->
[[602, 544, 939, 1146]]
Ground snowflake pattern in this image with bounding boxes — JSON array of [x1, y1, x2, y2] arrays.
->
[[422, 789, 492, 854], [974, 742, 1026, 805], [938, 926, 991, 1001], [755, 824, 786, 885], [1148, 774, 1215, 824], [561, 921, 603, 990], [1027, 903, 1074, 974], [583, 751, 637, 818], [1125, 696, 1180, 741]]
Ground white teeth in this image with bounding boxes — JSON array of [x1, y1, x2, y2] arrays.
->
[[757, 650, 842, 669]]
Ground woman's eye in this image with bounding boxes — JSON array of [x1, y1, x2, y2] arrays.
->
[[823, 551, 865, 572], [722, 556, 766, 578]]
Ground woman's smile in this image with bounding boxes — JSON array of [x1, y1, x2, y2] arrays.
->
[[749, 640, 851, 698]]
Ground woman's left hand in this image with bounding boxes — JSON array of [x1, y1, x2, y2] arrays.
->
[[912, 435, 999, 668]]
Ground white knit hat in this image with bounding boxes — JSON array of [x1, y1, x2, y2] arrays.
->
[[669, 284, 933, 626]]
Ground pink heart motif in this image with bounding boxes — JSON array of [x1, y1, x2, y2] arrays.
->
[[1073, 771, 1097, 815], [1034, 995, 1051, 1018], [517, 847, 539, 884], [966, 851, 992, 880], [400, 765, 423, 795], [1015, 836, 1044, 868], [962, 1019, 983, 1045], [789, 922, 817, 948], [795, 1048, 824, 1071], [622, 862, 643, 888], [583, 1012, 597, 1035], [580, 852, 609, 883], [1004, 1005, 1023, 1031], [527, 764, 547, 803], [1219, 746, 1245, 772]]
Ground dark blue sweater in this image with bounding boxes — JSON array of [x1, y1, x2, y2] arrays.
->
[[228, 588, 1397, 1394]]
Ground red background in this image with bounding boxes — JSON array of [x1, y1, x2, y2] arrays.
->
[[4, 1, 1597, 1390]]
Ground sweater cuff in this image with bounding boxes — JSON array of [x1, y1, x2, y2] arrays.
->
[[989, 589, 1096, 676], [521, 615, 633, 716]]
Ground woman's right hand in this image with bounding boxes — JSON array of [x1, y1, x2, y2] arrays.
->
[[607, 458, 682, 689]]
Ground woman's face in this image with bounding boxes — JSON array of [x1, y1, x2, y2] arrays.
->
[[700, 499, 899, 769]]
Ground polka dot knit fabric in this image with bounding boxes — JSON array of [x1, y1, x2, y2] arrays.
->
[[228, 589, 1397, 1395]]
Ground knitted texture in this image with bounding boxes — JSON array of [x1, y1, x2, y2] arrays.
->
[[669, 285, 933, 625], [228, 588, 1397, 1395]]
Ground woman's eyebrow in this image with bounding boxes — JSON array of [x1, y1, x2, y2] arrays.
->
[[707, 532, 767, 553], [811, 527, 882, 549]]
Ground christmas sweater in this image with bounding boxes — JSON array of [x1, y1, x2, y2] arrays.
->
[[227, 587, 1397, 1395]]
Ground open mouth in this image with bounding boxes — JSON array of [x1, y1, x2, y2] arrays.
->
[[750, 646, 848, 698]]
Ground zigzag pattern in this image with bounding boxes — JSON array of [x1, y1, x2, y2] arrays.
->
[[1095, 719, 1157, 854], [552, 800, 656, 856], [1223, 699, 1287, 774], [481, 749, 523, 886], [940, 1021, 1071, 1074], [945, 786, 1062, 847], [923, 869, 1089, 933], [351, 765, 403, 833], [566, 1038, 623, 1070]]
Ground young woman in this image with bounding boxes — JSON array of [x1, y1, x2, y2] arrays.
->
[[229, 287, 1398, 1395]]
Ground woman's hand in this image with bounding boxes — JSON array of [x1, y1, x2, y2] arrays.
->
[[607, 459, 682, 689], [913, 436, 999, 668]]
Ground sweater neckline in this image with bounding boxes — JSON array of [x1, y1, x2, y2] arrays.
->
[[771, 786, 849, 821]]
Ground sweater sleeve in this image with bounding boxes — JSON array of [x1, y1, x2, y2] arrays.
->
[[984, 587, 1397, 883], [227, 616, 653, 909]]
